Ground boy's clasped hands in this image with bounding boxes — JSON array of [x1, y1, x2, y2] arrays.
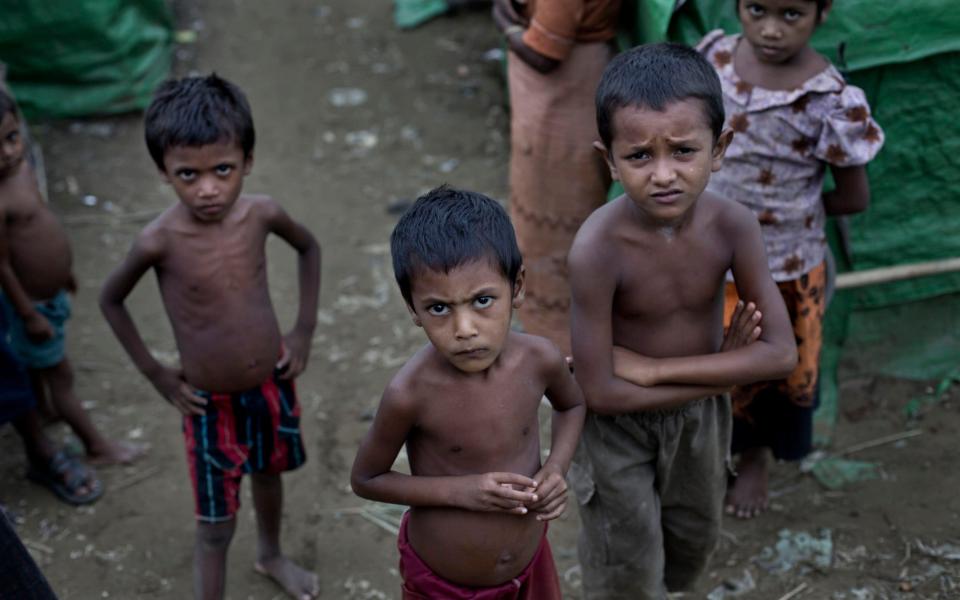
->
[[460, 462, 568, 520]]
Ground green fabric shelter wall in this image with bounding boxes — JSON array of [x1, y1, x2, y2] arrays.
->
[[624, 0, 960, 443], [0, 1, 173, 119]]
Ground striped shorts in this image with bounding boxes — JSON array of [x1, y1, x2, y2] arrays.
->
[[182, 370, 305, 522]]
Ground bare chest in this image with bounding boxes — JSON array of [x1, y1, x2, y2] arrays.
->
[[411, 377, 544, 470], [159, 226, 269, 302], [614, 232, 730, 320]]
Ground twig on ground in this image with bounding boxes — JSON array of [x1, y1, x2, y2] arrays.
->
[[22, 539, 53, 555], [777, 582, 808, 600], [358, 504, 405, 536], [111, 464, 162, 492], [836, 429, 923, 457]]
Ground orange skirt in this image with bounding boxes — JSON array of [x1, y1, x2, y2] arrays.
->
[[723, 262, 826, 418]]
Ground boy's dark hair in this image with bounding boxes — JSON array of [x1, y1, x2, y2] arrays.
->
[[390, 186, 523, 307], [735, 0, 829, 19], [0, 87, 17, 121], [596, 43, 725, 148], [144, 73, 255, 170]]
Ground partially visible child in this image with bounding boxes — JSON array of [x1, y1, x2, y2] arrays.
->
[[0, 87, 145, 469], [351, 186, 585, 599], [568, 44, 797, 598], [697, 0, 884, 519], [99, 75, 321, 600]]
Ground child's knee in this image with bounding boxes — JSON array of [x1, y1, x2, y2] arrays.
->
[[196, 520, 236, 552]]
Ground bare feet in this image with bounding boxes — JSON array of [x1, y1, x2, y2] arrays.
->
[[255, 555, 320, 600], [724, 447, 771, 519], [86, 440, 149, 466]]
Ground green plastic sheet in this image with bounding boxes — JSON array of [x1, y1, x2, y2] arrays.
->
[[394, 0, 450, 29], [624, 1, 960, 443], [0, 1, 173, 119]]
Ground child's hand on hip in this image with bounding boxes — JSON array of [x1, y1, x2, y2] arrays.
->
[[150, 366, 206, 416], [277, 331, 311, 379], [23, 311, 54, 342]]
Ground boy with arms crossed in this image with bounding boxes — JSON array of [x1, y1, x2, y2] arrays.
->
[[99, 75, 320, 600], [0, 87, 144, 471], [568, 44, 797, 599], [351, 186, 585, 599]]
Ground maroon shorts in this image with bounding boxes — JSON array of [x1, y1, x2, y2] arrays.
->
[[398, 512, 562, 600], [182, 370, 305, 522]]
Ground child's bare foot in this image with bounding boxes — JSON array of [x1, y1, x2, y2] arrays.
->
[[87, 440, 148, 466], [255, 555, 319, 599], [724, 447, 770, 519]]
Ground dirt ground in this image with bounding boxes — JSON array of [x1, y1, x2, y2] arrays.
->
[[1, 1, 958, 599]]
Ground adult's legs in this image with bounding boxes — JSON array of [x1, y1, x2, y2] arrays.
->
[[250, 473, 318, 599], [194, 519, 236, 600], [507, 42, 613, 355]]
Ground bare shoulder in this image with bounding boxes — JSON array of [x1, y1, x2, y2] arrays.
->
[[381, 344, 437, 414], [134, 207, 180, 259], [508, 331, 565, 375], [702, 190, 756, 233], [569, 197, 628, 268], [243, 194, 282, 218]]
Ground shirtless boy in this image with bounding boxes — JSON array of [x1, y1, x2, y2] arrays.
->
[[351, 186, 585, 599], [99, 75, 321, 600], [0, 88, 143, 471], [568, 44, 797, 599]]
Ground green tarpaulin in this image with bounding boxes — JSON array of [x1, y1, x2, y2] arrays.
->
[[0, 1, 173, 119], [626, 0, 960, 443]]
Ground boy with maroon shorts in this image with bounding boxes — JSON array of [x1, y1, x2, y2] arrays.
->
[[100, 74, 321, 600], [351, 186, 585, 599]]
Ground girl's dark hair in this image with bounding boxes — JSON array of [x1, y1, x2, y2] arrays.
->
[[390, 186, 523, 307], [735, 0, 829, 19], [144, 73, 255, 170], [596, 42, 725, 147]]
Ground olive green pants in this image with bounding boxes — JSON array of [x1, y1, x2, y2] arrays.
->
[[571, 395, 732, 600]]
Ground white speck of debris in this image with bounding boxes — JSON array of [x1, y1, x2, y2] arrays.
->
[[438, 158, 460, 173], [128, 427, 144, 440], [328, 88, 368, 107], [483, 48, 506, 62], [82, 195, 98, 207], [344, 130, 378, 150]]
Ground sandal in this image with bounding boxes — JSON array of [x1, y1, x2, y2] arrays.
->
[[27, 450, 103, 505]]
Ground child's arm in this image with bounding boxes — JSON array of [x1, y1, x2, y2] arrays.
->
[[0, 206, 53, 341], [611, 204, 797, 388], [351, 381, 539, 513], [527, 342, 586, 521], [262, 198, 321, 380], [569, 235, 731, 415], [613, 299, 762, 385], [492, 0, 560, 73], [823, 165, 870, 216], [99, 232, 206, 415]]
